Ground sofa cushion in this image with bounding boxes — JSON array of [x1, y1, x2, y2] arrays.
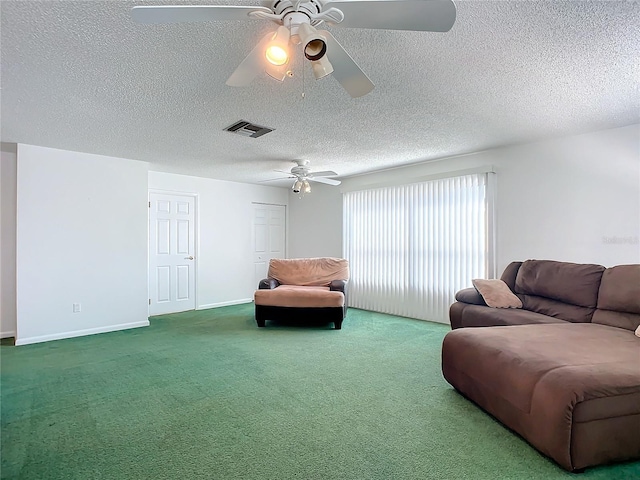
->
[[520, 295, 596, 323], [454, 288, 487, 306], [592, 310, 640, 333], [459, 304, 567, 328], [515, 260, 604, 308], [597, 265, 640, 313], [268, 257, 349, 286], [592, 265, 640, 331], [254, 285, 345, 308], [472, 279, 522, 308], [499, 261, 522, 291], [442, 323, 640, 471], [443, 323, 640, 415]]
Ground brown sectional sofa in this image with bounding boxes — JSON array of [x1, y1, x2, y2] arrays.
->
[[442, 260, 640, 472]]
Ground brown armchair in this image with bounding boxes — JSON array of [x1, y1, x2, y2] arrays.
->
[[253, 257, 349, 329]]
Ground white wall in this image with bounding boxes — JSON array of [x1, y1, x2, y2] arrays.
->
[[288, 183, 343, 259], [148, 171, 289, 308], [1, 144, 18, 338], [16, 145, 149, 345], [290, 124, 640, 274], [492, 125, 639, 269]]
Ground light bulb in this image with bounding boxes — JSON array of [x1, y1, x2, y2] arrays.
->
[[266, 45, 288, 66], [265, 26, 291, 67]]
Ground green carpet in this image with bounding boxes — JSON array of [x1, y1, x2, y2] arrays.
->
[[1, 305, 638, 479]]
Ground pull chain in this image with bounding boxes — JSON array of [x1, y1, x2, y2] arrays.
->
[[301, 47, 305, 99]]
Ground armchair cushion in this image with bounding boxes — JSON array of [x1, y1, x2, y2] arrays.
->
[[254, 285, 344, 308], [268, 257, 349, 286]]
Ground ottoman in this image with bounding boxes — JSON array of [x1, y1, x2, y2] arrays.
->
[[441, 323, 640, 471]]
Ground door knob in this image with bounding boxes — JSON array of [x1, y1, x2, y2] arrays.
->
[[185, 256, 194, 260]]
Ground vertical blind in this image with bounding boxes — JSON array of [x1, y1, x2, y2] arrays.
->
[[343, 173, 492, 323]]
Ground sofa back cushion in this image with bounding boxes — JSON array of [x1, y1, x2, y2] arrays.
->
[[592, 264, 640, 331], [518, 296, 596, 323], [514, 260, 605, 323], [499, 261, 522, 291], [515, 260, 605, 307], [268, 257, 350, 286]]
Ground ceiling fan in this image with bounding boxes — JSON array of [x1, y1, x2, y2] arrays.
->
[[131, 0, 457, 98], [268, 160, 341, 194]]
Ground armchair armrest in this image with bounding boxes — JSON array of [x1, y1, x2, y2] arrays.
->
[[329, 279, 347, 293], [455, 287, 487, 306], [258, 278, 280, 289], [330, 280, 349, 314]]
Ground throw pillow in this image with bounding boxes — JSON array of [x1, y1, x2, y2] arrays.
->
[[472, 279, 523, 309], [636, 325, 640, 338]]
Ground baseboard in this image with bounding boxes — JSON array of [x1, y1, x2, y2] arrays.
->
[[1, 330, 16, 339], [15, 320, 150, 346], [197, 298, 252, 310]]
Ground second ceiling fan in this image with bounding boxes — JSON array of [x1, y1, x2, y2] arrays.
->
[[267, 160, 340, 194], [131, 0, 457, 98]]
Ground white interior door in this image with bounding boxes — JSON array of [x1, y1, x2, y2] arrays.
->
[[149, 192, 196, 315], [253, 204, 286, 286]]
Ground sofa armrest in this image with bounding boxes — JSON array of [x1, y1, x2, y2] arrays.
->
[[455, 287, 487, 306], [259, 278, 280, 289]]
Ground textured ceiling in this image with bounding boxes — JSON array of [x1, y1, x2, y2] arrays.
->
[[2, 0, 639, 185]]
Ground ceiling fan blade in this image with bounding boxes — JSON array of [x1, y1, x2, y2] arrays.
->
[[309, 177, 341, 186], [131, 5, 272, 24], [258, 176, 291, 183], [226, 32, 274, 87], [320, 30, 374, 98], [309, 170, 339, 177], [322, 0, 456, 32]]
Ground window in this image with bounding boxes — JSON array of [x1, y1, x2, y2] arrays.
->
[[343, 172, 494, 323]]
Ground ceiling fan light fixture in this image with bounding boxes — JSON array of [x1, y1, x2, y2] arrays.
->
[[265, 62, 289, 81], [265, 26, 291, 66], [292, 179, 303, 194], [303, 179, 311, 194], [298, 23, 327, 62], [311, 56, 334, 79], [305, 39, 326, 61]]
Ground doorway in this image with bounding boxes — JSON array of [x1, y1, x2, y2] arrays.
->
[[252, 203, 286, 286], [149, 192, 197, 315]]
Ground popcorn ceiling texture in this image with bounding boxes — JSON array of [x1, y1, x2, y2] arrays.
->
[[1, 0, 639, 184]]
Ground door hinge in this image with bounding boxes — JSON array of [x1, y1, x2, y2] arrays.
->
[[149, 201, 151, 208], [149, 299, 151, 305]]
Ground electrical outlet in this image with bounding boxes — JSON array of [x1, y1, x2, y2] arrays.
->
[[73, 303, 81, 313]]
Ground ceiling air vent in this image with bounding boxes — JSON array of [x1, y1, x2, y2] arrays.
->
[[224, 120, 274, 138]]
